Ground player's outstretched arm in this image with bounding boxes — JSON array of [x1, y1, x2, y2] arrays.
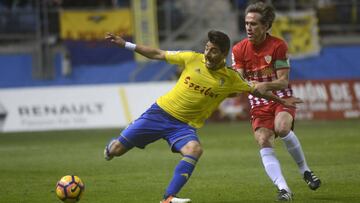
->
[[255, 69, 290, 92], [105, 32, 166, 60], [252, 86, 303, 108]]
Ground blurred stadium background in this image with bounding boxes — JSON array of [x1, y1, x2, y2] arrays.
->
[[0, 0, 360, 202]]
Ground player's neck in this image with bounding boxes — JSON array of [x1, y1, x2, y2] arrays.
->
[[208, 61, 226, 71], [252, 34, 267, 47]]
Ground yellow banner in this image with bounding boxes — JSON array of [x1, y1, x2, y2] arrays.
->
[[60, 9, 132, 40], [132, 0, 159, 62], [272, 10, 320, 58]]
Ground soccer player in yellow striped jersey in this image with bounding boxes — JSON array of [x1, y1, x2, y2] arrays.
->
[[103, 30, 302, 203]]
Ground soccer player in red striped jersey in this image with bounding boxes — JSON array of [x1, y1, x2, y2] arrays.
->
[[232, 2, 321, 201]]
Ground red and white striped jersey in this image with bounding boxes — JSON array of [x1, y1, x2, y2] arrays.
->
[[232, 34, 293, 108]]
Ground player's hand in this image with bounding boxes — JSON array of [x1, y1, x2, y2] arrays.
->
[[105, 32, 126, 47], [253, 82, 267, 95], [282, 97, 304, 108]]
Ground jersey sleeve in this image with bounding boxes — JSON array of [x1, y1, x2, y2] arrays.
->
[[231, 42, 245, 70], [274, 41, 290, 70], [233, 72, 255, 93], [165, 51, 194, 67]]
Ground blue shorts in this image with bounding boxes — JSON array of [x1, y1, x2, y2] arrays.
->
[[117, 103, 199, 152]]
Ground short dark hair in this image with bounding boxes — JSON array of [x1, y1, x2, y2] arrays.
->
[[245, 1, 275, 30], [207, 30, 230, 54]]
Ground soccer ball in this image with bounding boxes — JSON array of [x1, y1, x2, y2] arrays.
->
[[55, 175, 85, 203]]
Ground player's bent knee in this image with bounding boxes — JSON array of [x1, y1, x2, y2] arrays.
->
[[275, 128, 291, 137], [257, 139, 272, 148], [256, 135, 273, 148], [181, 141, 203, 158], [255, 128, 274, 148], [112, 141, 129, 156], [274, 119, 293, 136]]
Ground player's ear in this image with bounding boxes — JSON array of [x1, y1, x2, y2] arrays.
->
[[265, 22, 271, 30]]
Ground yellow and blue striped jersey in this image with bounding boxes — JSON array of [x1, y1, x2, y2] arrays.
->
[[156, 51, 254, 128]]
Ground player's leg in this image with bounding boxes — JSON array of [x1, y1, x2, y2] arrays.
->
[[104, 136, 133, 160], [275, 111, 310, 173], [161, 137, 202, 203], [104, 119, 145, 161], [255, 127, 292, 197], [275, 111, 321, 190], [104, 104, 166, 161], [104, 118, 165, 160], [251, 106, 292, 199]]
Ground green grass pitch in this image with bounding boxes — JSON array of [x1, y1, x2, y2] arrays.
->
[[0, 119, 359, 203]]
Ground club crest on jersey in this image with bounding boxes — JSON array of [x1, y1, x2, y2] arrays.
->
[[264, 55, 272, 64]]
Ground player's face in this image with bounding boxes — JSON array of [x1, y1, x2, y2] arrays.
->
[[245, 12, 268, 45], [204, 41, 226, 70]]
